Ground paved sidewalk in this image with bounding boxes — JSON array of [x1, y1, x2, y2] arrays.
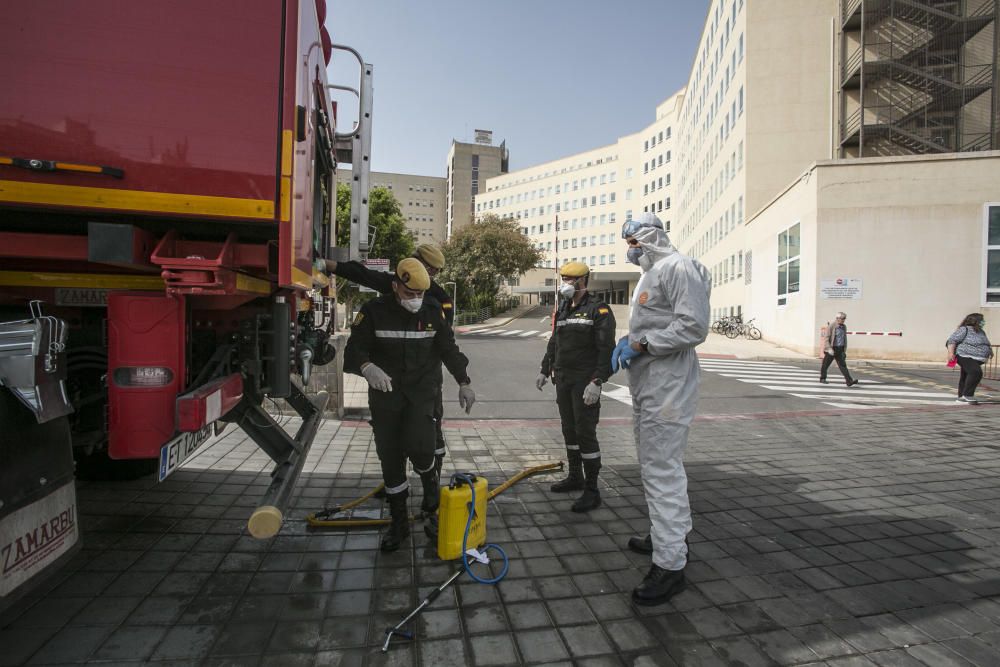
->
[[3, 403, 1000, 665]]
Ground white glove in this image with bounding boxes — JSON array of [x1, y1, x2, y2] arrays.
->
[[582, 381, 602, 406], [535, 373, 549, 391], [361, 363, 392, 392], [458, 384, 476, 414]]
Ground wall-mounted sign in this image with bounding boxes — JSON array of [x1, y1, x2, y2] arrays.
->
[[820, 278, 862, 299]]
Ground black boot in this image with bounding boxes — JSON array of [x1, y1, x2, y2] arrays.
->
[[420, 470, 440, 515], [627, 535, 692, 560], [627, 534, 653, 555], [631, 564, 686, 606], [380, 492, 410, 552], [571, 458, 602, 512], [552, 451, 584, 492]]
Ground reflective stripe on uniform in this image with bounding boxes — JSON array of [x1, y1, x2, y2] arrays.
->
[[385, 481, 410, 495], [580, 451, 602, 460], [434, 447, 446, 455], [374, 330, 437, 339], [413, 461, 435, 474], [555, 319, 594, 327], [566, 445, 580, 450]]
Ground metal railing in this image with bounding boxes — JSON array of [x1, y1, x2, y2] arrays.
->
[[985, 346, 1000, 381]]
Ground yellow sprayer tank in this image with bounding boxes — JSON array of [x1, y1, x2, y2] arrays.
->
[[437, 475, 488, 560]]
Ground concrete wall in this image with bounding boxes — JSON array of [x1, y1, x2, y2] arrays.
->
[[814, 152, 1000, 360], [747, 151, 1000, 360], [745, 168, 820, 356], [745, 0, 839, 216]]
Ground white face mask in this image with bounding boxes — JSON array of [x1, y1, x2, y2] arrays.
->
[[400, 297, 423, 313], [558, 282, 576, 300]]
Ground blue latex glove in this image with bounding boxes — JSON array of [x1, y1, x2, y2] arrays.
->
[[611, 336, 641, 373], [618, 345, 640, 370]]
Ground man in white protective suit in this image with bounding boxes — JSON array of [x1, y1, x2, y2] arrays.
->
[[610, 211, 711, 606]]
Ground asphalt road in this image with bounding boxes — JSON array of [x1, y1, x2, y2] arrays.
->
[[441, 307, 990, 420]]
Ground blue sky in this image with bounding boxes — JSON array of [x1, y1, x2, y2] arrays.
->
[[326, 0, 710, 177]]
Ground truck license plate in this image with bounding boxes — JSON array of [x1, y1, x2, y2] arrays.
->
[[158, 425, 212, 481]]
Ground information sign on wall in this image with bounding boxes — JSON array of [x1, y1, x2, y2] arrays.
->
[[820, 278, 862, 299]]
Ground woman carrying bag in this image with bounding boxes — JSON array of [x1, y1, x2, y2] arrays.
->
[[946, 313, 993, 404]]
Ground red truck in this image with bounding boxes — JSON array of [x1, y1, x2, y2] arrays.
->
[[0, 0, 371, 609]]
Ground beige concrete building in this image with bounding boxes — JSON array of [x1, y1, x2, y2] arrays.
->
[[479, 0, 998, 359], [341, 169, 447, 245], [446, 137, 508, 238]]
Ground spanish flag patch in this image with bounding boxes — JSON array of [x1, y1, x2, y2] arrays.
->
[[442, 302, 453, 309], [598, 307, 609, 315]]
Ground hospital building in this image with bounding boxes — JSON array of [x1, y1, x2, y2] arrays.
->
[[475, 0, 1000, 360]]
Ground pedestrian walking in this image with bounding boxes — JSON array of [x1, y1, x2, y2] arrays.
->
[[610, 212, 711, 606], [946, 313, 993, 405], [536, 261, 616, 513], [820, 312, 859, 386], [326, 244, 454, 478], [343, 258, 475, 551]]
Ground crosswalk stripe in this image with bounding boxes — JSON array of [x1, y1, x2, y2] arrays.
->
[[730, 376, 888, 386], [468, 328, 502, 335], [498, 329, 523, 336], [762, 385, 955, 398], [790, 393, 953, 406], [602, 382, 632, 405], [518, 330, 539, 337], [821, 402, 884, 410]]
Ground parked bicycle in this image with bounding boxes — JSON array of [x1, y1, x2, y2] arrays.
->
[[725, 317, 762, 340], [711, 314, 742, 336]]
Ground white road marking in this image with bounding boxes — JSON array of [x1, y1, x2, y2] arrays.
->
[[602, 383, 632, 405], [700, 359, 957, 409], [498, 329, 524, 336], [518, 330, 539, 337]]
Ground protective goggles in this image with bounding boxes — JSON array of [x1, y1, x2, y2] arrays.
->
[[621, 217, 663, 239]]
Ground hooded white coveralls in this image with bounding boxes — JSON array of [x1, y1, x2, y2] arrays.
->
[[627, 213, 711, 571]]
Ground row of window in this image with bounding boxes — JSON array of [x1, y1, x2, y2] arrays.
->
[[643, 151, 671, 174], [486, 156, 618, 193], [643, 127, 672, 152], [711, 251, 744, 288], [542, 255, 619, 267], [643, 175, 671, 196], [689, 196, 743, 261]]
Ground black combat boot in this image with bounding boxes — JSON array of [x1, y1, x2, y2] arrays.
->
[[631, 564, 686, 606], [551, 451, 584, 493], [571, 458, 602, 512], [380, 492, 411, 552], [627, 534, 653, 555], [627, 535, 692, 560], [420, 469, 440, 514]]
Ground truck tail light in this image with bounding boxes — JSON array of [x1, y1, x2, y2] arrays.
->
[[113, 366, 174, 387]]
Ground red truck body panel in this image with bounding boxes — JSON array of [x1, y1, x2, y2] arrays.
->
[[0, 1, 331, 289], [0, 1, 284, 217]]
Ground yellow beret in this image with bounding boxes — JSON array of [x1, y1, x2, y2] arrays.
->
[[415, 244, 445, 270], [560, 261, 590, 278], [395, 258, 430, 290]]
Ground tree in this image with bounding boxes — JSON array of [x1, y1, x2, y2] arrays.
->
[[335, 183, 415, 310], [440, 214, 544, 311]]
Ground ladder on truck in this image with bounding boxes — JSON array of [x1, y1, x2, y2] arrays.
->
[[329, 46, 374, 261]]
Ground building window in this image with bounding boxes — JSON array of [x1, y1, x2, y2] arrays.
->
[[777, 223, 801, 306], [986, 204, 1000, 303]]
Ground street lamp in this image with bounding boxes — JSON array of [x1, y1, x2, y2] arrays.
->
[[444, 281, 458, 315]]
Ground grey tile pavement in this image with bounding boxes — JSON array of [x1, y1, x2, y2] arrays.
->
[[2, 407, 1000, 665]]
